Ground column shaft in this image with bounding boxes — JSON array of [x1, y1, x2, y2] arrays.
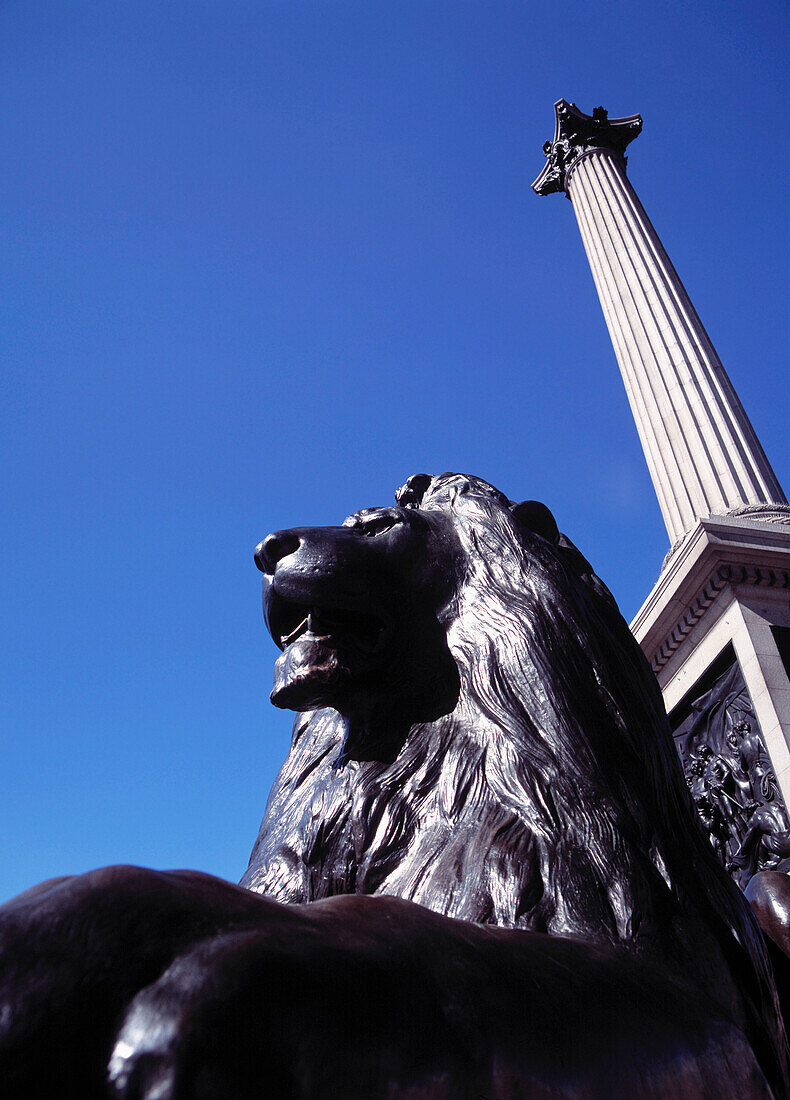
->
[[566, 149, 786, 546]]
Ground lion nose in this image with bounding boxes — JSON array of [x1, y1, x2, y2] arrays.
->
[[255, 531, 301, 574]]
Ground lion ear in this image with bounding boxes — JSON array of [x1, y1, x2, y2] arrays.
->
[[396, 473, 433, 508], [510, 500, 560, 544]]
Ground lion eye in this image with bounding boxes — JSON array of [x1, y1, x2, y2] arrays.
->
[[361, 515, 399, 537]]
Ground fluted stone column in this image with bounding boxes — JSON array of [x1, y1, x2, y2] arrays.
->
[[533, 100, 790, 834], [533, 100, 786, 548]]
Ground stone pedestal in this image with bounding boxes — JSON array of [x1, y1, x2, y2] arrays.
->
[[631, 519, 790, 806]]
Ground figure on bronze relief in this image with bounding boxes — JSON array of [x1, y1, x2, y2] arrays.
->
[[729, 720, 779, 804], [674, 663, 790, 887], [701, 744, 750, 840], [730, 803, 790, 879], [687, 763, 731, 863]]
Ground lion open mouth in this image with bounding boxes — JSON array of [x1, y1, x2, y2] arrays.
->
[[267, 594, 389, 656], [267, 591, 391, 711]]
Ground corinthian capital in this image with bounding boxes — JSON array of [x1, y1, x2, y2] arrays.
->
[[532, 99, 642, 196]]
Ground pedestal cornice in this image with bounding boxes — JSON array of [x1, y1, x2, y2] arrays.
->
[[631, 516, 790, 674], [532, 99, 642, 197]]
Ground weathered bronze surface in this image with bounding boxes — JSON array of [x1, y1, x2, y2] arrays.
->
[[0, 473, 787, 1098]]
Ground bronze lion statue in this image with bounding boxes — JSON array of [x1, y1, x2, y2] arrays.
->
[[0, 472, 787, 1098]]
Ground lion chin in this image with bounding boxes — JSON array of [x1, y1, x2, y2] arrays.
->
[[270, 634, 352, 711]]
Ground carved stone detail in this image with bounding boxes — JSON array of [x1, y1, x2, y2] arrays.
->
[[532, 99, 642, 197], [650, 562, 790, 673], [727, 503, 790, 525], [672, 659, 790, 888]]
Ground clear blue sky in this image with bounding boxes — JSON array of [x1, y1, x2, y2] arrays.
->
[[2, 1, 787, 903]]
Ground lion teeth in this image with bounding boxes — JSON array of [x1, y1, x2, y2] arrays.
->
[[277, 602, 387, 653], [281, 615, 310, 647]]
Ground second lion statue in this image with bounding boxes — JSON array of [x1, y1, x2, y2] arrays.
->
[[0, 472, 787, 1098]]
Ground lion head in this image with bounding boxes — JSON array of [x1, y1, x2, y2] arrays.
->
[[256, 474, 463, 752], [243, 472, 782, 1063]]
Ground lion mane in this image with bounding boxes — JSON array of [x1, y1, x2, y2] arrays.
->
[[243, 472, 785, 1078]]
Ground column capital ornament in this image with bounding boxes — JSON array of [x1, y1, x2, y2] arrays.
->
[[532, 99, 642, 197]]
